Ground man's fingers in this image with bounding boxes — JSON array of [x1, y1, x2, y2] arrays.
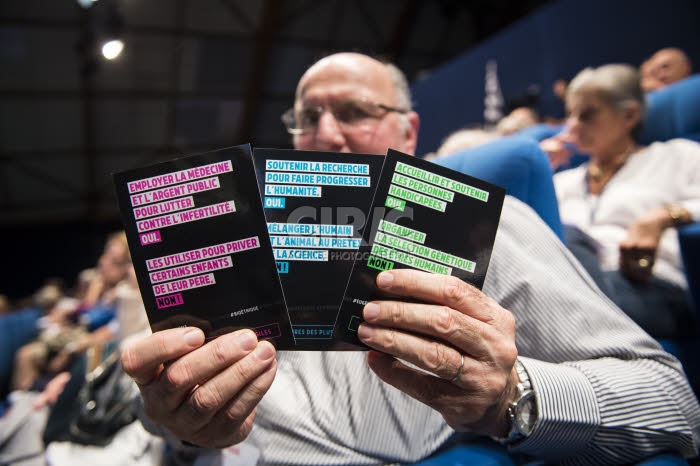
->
[[366, 351, 510, 434], [362, 300, 491, 359], [365, 351, 460, 412], [173, 339, 276, 431], [192, 359, 278, 448], [358, 322, 468, 380], [375, 270, 497, 322], [153, 330, 261, 412], [121, 327, 206, 386]]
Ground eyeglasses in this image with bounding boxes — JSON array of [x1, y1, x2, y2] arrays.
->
[[281, 99, 408, 135]]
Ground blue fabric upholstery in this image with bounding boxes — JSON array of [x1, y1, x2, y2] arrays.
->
[[514, 123, 563, 142], [641, 74, 700, 145], [674, 223, 700, 395], [411, 444, 689, 465], [412, 444, 515, 466], [434, 135, 565, 242], [81, 302, 117, 331], [679, 223, 700, 314], [0, 307, 41, 400]]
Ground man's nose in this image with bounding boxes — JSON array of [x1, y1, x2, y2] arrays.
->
[[314, 111, 347, 150]]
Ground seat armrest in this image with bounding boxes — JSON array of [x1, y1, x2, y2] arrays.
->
[[678, 222, 700, 316]]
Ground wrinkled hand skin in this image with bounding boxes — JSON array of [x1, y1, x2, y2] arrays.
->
[[358, 269, 520, 438], [619, 208, 667, 283], [121, 327, 277, 448]]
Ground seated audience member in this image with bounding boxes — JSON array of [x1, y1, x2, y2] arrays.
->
[[11, 232, 132, 391], [541, 48, 693, 169], [121, 53, 700, 465], [641, 47, 693, 93], [434, 127, 500, 157], [553, 64, 700, 340], [496, 106, 539, 135], [0, 232, 156, 466], [0, 294, 12, 316]]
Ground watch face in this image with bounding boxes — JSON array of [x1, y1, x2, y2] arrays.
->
[[516, 391, 537, 435]]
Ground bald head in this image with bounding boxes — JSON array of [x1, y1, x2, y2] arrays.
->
[[641, 47, 692, 92], [297, 53, 409, 109], [291, 52, 419, 155]]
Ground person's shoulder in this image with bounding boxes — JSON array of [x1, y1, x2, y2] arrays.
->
[[500, 196, 551, 235], [647, 137, 700, 154], [553, 163, 586, 190], [642, 139, 700, 169]]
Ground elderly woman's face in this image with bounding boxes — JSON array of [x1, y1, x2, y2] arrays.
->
[[565, 90, 635, 156]]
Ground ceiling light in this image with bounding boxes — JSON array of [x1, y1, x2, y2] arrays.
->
[[76, 0, 99, 8], [101, 39, 124, 60]]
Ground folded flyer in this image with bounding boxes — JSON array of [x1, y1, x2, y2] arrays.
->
[[333, 149, 505, 347], [252, 148, 384, 350], [112, 145, 296, 348]]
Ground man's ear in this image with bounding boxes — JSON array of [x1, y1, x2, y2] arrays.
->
[[402, 111, 420, 156]]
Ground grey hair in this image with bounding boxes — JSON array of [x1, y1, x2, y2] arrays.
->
[[384, 61, 413, 132], [566, 64, 646, 139]]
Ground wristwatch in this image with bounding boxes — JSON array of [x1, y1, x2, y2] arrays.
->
[[665, 203, 691, 227], [494, 360, 537, 445]]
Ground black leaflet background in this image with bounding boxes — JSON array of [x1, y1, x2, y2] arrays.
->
[[334, 149, 505, 348], [253, 148, 384, 350], [112, 145, 295, 349]]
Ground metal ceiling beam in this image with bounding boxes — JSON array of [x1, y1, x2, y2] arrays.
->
[[325, 0, 344, 48], [0, 89, 293, 100], [77, 5, 99, 221], [0, 15, 443, 59], [218, 0, 256, 32], [430, 3, 469, 69], [383, 0, 422, 59], [0, 143, 245, 161], [7, 158, 82, 196], [164, 0, 187, 156], [282, 0, 326, 25], [354, 0, 384, 45], [234, 0, 283, 144]]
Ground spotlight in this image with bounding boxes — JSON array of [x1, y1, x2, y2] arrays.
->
[[76, 0, 99, 8], [101, 39, 124, 60]]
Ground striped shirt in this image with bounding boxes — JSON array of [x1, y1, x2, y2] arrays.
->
[[248, 196, 700, 465]]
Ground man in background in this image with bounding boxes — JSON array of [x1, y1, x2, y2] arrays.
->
[[641, 47, 693, 92]]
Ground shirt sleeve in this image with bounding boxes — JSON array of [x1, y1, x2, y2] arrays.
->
[[486, 196, 700, 463], [669, 139, 700, 220]]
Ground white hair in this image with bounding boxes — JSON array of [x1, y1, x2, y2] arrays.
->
[[384, 61, 413, 132], [567, 64, 646, 138]]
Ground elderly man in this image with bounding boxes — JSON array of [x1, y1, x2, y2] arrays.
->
[[122, 53, 700, 464], [641, 47, 693, 92]]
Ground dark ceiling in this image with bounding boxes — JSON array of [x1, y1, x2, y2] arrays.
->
[[0, 0, 549, 227]]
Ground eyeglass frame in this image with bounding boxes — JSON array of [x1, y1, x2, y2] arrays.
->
[[281, 98, 409, 136]]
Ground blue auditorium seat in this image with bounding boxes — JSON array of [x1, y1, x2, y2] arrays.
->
[[434, 135, 565, 242], [0, 307, 41, 401], [641, 74, 700, 145]]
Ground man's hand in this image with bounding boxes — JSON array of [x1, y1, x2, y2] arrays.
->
[[619, 207, 668, 283], [120, 327, 277, 448], [357, 269, 520, 438]]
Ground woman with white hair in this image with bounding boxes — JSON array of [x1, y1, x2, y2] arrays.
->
[[553, 63, 700, 339]]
